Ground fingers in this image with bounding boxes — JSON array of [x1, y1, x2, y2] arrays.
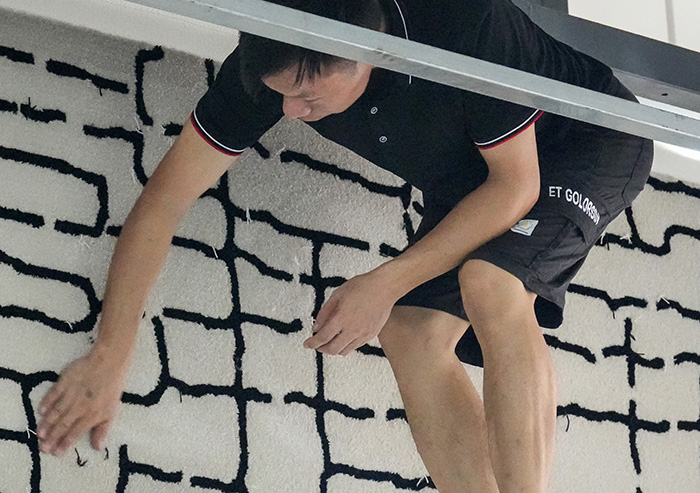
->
[[314, 328, 363, 356], [38, 382, 65, 417], [310, 297, 339, 334], [338, 338, 363, 356], [91, 421, 110, 451], [38, 392, 80, 454], [37, 388, 72, 442], [304, 320, 339, 350], [38, 391, 100, 456], [52, 415, 94, 456]]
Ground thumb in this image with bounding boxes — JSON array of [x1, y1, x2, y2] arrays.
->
[[91, 420, 111, 451], [313, 296, 340, 332]]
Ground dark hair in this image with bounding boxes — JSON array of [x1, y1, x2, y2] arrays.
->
[[238, 0, 385, 97]]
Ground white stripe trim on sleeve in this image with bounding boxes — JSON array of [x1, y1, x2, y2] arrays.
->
[[474, 109, 541, 147], [192, 108, 246, 154]]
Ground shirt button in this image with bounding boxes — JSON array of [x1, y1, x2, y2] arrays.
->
[[370, 106, 378, 115], [379, 135, 388, 143]]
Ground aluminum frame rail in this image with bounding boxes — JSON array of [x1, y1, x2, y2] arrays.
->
[[125, 0, 700, 150], [515, 0, 700, 115]]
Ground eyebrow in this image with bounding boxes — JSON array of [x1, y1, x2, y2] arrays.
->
[[262, 78, 318, 99]]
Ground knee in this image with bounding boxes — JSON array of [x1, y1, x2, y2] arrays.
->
[[458, 259, 536, 328], [378, 306, 467, 359]]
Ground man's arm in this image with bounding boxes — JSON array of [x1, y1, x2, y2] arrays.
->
[[37, 117, 238, 455], [375, 124, 541, 300], [303, 124, 540, 355], [91, 117, 239, 363]]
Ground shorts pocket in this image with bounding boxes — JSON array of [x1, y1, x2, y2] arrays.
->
[[529, 220, 589, 282]]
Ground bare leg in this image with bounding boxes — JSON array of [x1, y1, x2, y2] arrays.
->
[[459, 260, 557, 493], [379, 306, 499, 493]]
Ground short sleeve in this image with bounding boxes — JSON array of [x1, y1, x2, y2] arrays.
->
[[459, 0, 544, 149], [191, 49, 283, 156]]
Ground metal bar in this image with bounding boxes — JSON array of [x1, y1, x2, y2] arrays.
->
[[125, 0, 700, 150], [519, 2, 700, 114], [514, 0, 568, 13]]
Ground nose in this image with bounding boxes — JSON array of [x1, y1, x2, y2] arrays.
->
[[283, 97, 312, 120]]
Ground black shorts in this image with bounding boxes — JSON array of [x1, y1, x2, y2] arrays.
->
[[394, 83, 654, 367]]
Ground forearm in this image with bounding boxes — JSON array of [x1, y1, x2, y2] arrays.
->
[[89, 119, 237, 366], [375, 177, 537, 300], [92, 192, 184, 367]]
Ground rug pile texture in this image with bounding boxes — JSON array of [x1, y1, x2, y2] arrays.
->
[[2, 8, 700, 493]]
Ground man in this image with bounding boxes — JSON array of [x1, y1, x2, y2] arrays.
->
[[36, 0, 653, 491]]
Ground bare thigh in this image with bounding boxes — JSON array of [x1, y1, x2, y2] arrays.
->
[[378, 305, 470, 358]]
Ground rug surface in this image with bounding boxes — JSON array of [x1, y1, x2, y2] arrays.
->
[[2, 7, 700, 493]]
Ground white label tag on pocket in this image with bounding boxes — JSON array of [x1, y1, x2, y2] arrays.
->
[[511, 219, 539, 236]]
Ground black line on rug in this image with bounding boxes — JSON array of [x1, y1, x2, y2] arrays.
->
[[284, 391, 374, 419], [357, 343, 385, 357], [380, 242, 403, 258], [83, 125, 147, 185], [0, 205, 44, 228], [602, 318, 665, 387], [657, 297, 700, 322], [280, 148, 417, 256], [307, 240, 335, 493], [163, 122, 182, 136], [544, 334, 597, 363], [558, 401, 670, 475], [205, 58, 216, 87], [0, 248, 101, 333], [134, 46, 165, 126], [20, 97, 66, 124], [116, 444, 184, 491], [163, 306, 303, 335], [0, 145, 108, 237], [281, 150, 410, 200], [648, 176, 700, 200], [674, 354, 700, 434], [0, 97, 19, 114], [249, 207, 372, 249], [174, 235, 294, 281], [567, 283, 648, 315], [0, 45, 34, 64], [45, 59, 129, 94], [598, 207, 700, 256], [252, 141, 270, 159], [332, 463, 437, 491], [402, 210, 417, 240], [386, 408, 406, 421]]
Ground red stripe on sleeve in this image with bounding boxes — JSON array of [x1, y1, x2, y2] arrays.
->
[[189, 112, 243, 157], [476, 111, 544, 150]]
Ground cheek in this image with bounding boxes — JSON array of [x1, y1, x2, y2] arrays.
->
[[327, 90, 353, 113]]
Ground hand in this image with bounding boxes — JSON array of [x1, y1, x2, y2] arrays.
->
[[303, 271, 398, 356], [36, 347, 127, 456]]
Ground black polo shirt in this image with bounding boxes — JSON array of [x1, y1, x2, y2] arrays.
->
[[192, 0, 619, 209]]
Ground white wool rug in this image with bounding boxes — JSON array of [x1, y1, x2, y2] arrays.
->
[[2, 8, 700, 493]]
